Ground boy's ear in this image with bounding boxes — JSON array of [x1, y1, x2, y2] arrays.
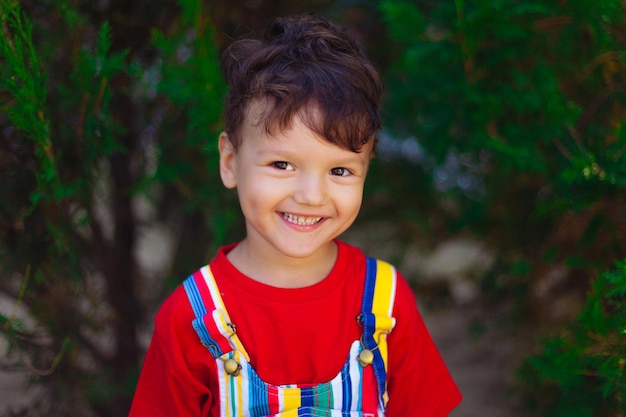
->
[[218, 132, 237, 189]]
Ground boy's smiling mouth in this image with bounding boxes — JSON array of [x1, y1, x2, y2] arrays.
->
[[281, 212, 324, 226]]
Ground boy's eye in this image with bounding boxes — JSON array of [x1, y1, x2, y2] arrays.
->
[[330, 167, 351, 177], [271, 161, 294, 171]]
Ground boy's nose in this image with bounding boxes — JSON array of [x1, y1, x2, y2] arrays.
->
[[293, 173, 328, 206]]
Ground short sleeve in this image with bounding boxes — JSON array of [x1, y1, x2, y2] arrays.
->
[[385, 273, 462, 417], [129, 285, 217, 417]]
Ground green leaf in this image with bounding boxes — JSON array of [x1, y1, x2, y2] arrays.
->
[[379, 0, 426, 42]]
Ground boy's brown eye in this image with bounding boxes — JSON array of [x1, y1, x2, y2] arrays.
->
[[330, 167, 350, 176], [272, 161, 294, 171]]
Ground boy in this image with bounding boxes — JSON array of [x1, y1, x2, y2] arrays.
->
[[130, 13, 461, 417]]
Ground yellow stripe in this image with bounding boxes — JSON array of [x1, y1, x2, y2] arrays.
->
[[235, 353, 244, 415], [371, 260, 394, 317], [371, 259, 397, 406], [282, 387, 301, 411]]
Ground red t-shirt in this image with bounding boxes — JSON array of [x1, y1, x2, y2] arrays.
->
[[129, 240, 461, 416]]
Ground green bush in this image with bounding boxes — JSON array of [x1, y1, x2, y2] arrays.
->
[[376, 0, 626, 299], [522, 259, 625, 416], [377, 0, 625, 413], [377, 0, 625, 239], [0, 0, 226, 414]]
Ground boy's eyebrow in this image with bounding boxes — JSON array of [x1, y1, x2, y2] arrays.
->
[[254, 146, 290, 157], [257, 146, 368, 165], [328, 154, 370, 166]]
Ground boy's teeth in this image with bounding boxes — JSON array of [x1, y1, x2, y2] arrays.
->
[[282, 213, 323, 226]]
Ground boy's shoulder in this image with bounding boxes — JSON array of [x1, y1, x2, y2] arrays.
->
[[336, 239, 397, 271], [153, 272, 205, 334]]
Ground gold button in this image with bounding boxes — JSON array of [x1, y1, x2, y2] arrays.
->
[[358, 349, 374, 367], [223, 358, 241, 376]]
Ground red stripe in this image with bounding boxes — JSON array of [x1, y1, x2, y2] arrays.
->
[[192, 269, 215, 309], [192, 269, 233, 354], [361, 365, 378, 413], [267, 384, 280, 414], [202, 314, 233, 353]]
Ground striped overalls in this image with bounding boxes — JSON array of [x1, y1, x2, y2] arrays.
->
[[183, 257, 397, 417]]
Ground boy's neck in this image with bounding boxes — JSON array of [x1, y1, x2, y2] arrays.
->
[[225, 239, 338, 288]]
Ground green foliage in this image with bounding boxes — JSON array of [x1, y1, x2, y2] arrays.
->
[[379, 0, 626, 186], [378, 0, 625, 413], [377, 0, 625, 273], [150, 0, 225, 191], [0, 0, 227, 414], [522, 260, 626, 416], [0, 0, 54, 206], [148, 0, 236, 277], [379, 1, 425, 42], [1, 2, 135, 413]]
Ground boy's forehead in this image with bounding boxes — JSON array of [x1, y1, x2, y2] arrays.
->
[[244, 99, 272, 125], [239, 98, 375, 157], [240, 101, 307, 144], [242, 100, 319, 141], [243, 99, 319, 131]]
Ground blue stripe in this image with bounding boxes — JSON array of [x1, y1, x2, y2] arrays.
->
[[183, 276, 206, 318], [360, 258, 388, 410], [246, 363, 271, 416], [249, 364, 257, 414], [360, 258, 379, 353], [247, 362, 258, 414], [183, 275, 223, 358], [361, 257, 377, 314], [300, 386, 315, 407], [371, 349, 387, 408]]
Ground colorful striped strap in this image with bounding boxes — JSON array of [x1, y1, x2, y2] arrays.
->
[[360, 257, 397, 410], [183, 266, 250, 361]]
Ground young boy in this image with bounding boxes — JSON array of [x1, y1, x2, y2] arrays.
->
[[130, 13, 461, 417]]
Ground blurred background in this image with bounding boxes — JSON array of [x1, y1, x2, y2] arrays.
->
[[0, 0, 624, 416]]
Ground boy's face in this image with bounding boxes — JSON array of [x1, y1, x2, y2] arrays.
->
[[219, 104, 373, 263]]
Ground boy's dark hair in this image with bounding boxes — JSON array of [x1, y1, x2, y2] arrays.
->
[[220, 13, 383, 152]]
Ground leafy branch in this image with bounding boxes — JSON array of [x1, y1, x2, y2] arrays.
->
[[0, 0, 56, 209]]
